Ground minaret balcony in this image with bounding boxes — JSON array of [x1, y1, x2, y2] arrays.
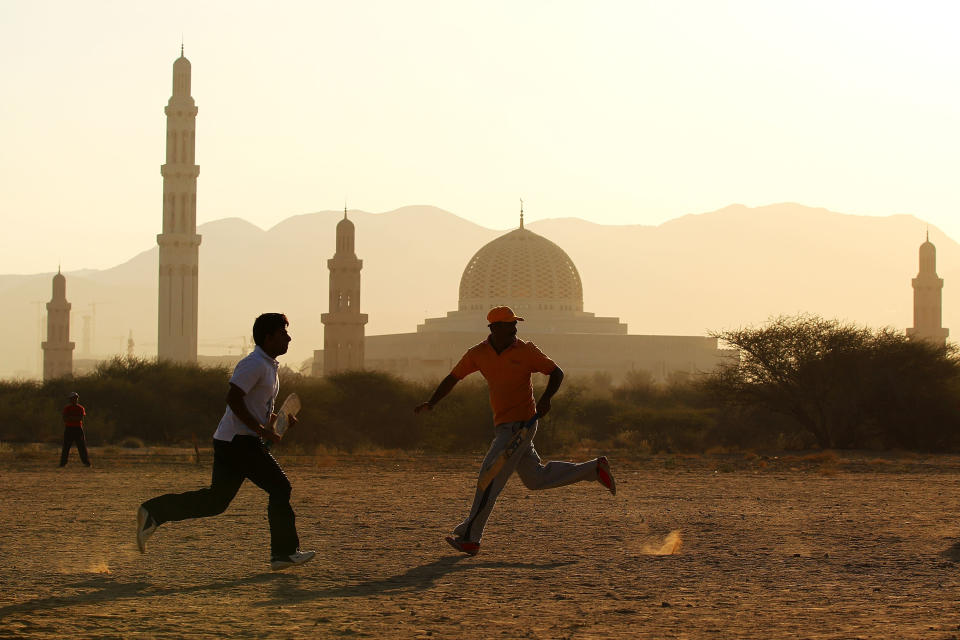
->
[[320, 312, 368, 325], [161, 165, 200, 178], [157, 233, 202, 248]]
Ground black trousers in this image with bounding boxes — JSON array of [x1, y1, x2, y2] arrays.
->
[[60, 426, 90, 466], [142, 435, 300, 557]]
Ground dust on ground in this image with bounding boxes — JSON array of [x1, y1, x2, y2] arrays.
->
[[2, 447, 960, 639]]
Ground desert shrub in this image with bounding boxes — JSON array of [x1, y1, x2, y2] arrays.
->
[[5, 334, 957, 453], [708, 315, 960, 450], [120, 436, 145, 449]]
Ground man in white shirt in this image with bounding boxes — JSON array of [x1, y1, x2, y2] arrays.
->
[[136, 313, 315, 571]]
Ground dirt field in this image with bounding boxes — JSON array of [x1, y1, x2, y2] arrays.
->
[[3, 447, 960, 639]]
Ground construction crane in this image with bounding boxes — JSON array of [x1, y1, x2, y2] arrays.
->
[[198, 336, 251, 356]]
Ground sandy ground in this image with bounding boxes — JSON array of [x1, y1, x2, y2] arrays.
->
[[2, 447, 960, 639]]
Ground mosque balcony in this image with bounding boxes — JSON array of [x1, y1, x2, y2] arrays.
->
[[417, 308, 627, 335], [156, 233, 202, 248], [320, 312, 368, 325], [160, 164, 200, 178], [41, 341, 76, 351]]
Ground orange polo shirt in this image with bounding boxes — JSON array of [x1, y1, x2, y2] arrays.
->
[[450, 338, 557, 425]]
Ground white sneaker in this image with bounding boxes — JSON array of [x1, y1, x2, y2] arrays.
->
[[270, 549, 316, 571], [136, 506, 158, 553]]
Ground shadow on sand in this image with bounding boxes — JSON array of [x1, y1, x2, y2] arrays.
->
[[0, 573, 282, 620], [941, 541, 960, 562], [0, 555, 576, 619], [258, 555, 578, 606]]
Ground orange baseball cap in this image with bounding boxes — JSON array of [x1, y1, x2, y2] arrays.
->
[[487, 306, 524, 323]]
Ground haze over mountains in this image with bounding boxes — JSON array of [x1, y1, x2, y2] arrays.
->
[[2, 203, 955, 378]]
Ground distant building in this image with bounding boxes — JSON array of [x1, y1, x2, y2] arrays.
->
[[41, 269, 75, 380], [907, 232, 949, 346], [313, 208, 732, 382], [318, 209, 368, 375], [157, 47, 202, 363]]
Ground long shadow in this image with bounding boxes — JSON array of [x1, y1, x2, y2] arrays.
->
[[1, 556, 577, 619], [941, 541, 960, 562], [0, 572, 282, 620], [258, 555, 578, 606]]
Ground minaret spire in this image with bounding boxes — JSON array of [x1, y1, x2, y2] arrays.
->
[[157, 48, 202, 363], [42, 270, 74, 379], [907, 233, 949, 346], [320, 211, 367, 375]]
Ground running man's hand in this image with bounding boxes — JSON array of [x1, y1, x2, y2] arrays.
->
[[414, 402, 433, 415], [257, 424, 282, 444], [415, 374, 459, 415]]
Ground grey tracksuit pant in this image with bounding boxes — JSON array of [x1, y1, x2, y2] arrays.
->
[[453, 419, 599, 543]]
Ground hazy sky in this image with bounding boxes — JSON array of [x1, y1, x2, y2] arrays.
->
[[2, 1, 958, 274]]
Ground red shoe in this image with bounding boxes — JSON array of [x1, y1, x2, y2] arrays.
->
[[596, 456, 617, 496], [445, 536, 480, 556]]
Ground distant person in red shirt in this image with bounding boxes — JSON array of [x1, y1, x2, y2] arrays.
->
[[60, 392, 91, 467]]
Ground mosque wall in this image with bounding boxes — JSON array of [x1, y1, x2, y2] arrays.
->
[[349, 330, 733, 384]]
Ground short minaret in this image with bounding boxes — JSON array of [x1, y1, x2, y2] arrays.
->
[[41, 269, 75, 380], [907, 231, 949, 346], [157, 46, 202, 363], [320, 209, 368, 374]]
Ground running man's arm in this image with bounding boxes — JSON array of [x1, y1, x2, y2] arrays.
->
[[226, 383, 280, 442], [535, 366, 564, 418], [414, 374, 459, 414]]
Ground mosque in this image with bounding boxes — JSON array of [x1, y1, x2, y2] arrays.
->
[[31, 50, 954, 382], [314, 209, 736, 382]]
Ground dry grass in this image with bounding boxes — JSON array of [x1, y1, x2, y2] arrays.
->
[[797, 450, 839, 463]]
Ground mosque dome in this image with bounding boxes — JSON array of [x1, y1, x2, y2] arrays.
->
[[458, 227, 583, 313]]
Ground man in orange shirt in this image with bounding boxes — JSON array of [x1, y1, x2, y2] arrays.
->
[[415, 306, 616, 555], [60, 392, 91, 467]]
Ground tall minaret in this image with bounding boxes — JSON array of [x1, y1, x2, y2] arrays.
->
[[320, 209, 368, 374], [42, 269, 75, 380], [907, 231, 949, 346], [157, 46, 201, 363]]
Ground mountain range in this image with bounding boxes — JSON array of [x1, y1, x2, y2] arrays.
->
[[2, 203, 954, 378]]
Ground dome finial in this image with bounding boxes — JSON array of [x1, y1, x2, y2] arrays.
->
[[344, 199, 348, 220], [927, 227, 929, 242], [520, 198, 524, 230]]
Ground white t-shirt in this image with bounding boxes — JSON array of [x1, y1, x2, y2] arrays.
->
[[212, 346, 280, 442]]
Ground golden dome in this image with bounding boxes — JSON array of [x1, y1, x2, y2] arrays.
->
[[458, 228, 583, 313]]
